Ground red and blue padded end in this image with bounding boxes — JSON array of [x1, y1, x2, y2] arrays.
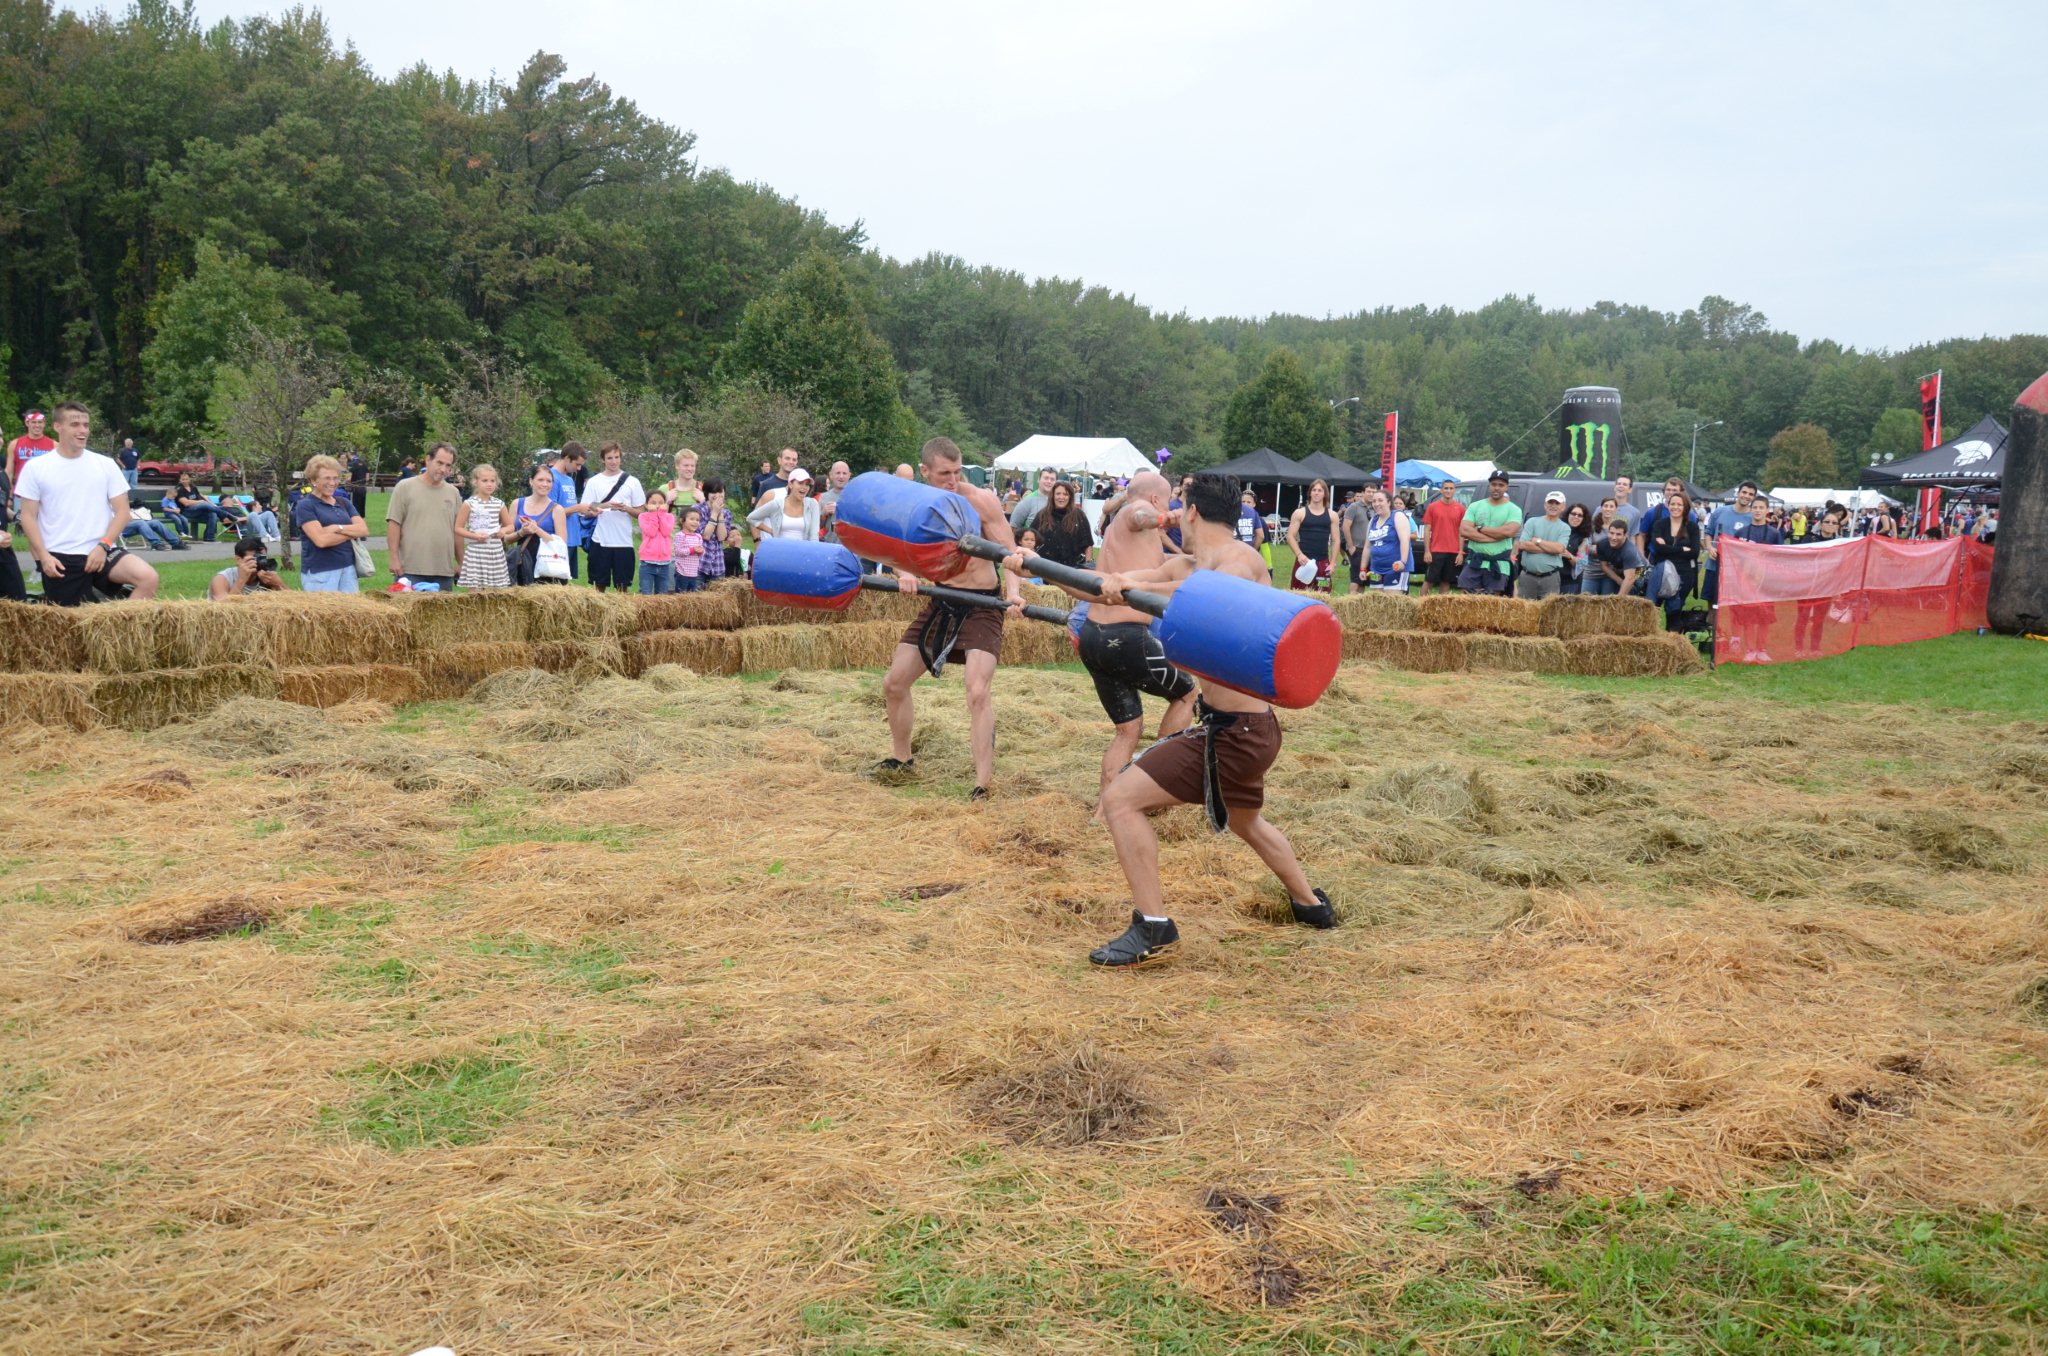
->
[[836, 522, 967, 581], [1268, 600, 1342, 708], [752, 537, 864, 610], [1155, 571, 1341, 706], [755, 586, 859, 611]]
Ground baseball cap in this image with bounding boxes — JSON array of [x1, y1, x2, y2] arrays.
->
[[1487, 470, 1509, 484], [787, 467, 813, 483], [1544, 490, 1567, 505]]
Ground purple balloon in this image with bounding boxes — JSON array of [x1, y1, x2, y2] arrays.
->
[[1155, 447, 1173, 465]]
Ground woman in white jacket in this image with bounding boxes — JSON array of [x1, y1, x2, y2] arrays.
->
[[746, 468, 821, 544]]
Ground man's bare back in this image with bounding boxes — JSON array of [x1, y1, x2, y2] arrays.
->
[[1091, 472, 1169, 624]]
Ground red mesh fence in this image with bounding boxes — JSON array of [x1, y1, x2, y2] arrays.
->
[[1714, 536, 1991, 665]]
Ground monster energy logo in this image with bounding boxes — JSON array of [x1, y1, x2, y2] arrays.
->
[[1557, 422, 1612, 478]]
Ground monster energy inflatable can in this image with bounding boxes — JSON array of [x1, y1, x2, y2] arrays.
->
[[1557, 386, 1622, 479]]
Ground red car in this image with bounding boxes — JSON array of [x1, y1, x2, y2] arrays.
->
[[138, 451, 239, 484]]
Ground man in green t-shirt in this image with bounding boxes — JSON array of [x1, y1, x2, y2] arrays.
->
[[1456, 471, 1523, 594], [1513, 490, 1575, 599]]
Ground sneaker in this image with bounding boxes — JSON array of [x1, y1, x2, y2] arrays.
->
[[1290, 888, 1337, 930], [969, 785, 989, 803], [1089, 910, 1179, 967], [867, 756, 916, 782]]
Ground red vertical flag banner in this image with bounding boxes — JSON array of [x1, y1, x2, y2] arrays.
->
[[1380, 412, 1399, 491], [1918, 486, 1944, 536], [1919, 374, 1943, 451]]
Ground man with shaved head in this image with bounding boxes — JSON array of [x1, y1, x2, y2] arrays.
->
[[1019, 469, 1195, 806]]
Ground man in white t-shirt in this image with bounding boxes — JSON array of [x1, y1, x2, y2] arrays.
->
[[575, 440, 648, 593], [14, 401, 160, 605]]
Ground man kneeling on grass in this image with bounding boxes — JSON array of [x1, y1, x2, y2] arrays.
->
[[1044, 471, 1334, 968]]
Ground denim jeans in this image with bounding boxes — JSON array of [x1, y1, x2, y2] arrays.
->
[[674, 573, 702, 592], [302, 566, 359, 593], [247, 510, 280, 541], [123, 519, 179, 548], [180, 502, 225, 541], [638, 560, 674, 595]]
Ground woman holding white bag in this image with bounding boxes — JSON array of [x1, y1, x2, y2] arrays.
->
[[511, 463, 571, 586]]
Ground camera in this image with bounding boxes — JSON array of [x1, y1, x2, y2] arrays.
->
[[255, 554, 278, 573]]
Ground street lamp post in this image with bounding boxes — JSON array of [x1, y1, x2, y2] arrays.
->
[[1689, 420, 1724, 486]]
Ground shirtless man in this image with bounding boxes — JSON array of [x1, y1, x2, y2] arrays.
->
[[875, 438, 1024, 801], [1081, 471, 1333, 967], [1019, 470, 1196, 805]]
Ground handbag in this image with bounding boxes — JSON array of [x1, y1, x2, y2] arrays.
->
[[535, 535, 571, 580], [1651, 558, 1681, 601], [352, 538, 376, 577]]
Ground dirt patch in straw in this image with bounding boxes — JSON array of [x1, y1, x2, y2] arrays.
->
[[128, 901, 273, 944], [965, 1040, 1162, 1146]]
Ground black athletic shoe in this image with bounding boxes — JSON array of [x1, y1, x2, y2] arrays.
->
[[1290, 888, 1337, 930], [1089, 910, 1179, 967], [867, 757, 916, 782], [970, 785, 989, 802]]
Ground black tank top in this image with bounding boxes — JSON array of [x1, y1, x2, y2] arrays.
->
[[1297, 505, 1332, 560]]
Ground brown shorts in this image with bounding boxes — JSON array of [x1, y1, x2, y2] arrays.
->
[[1130, 707, 1281, 813], [900, 589, 1006, 659]]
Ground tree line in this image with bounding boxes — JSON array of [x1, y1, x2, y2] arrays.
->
[[4, 2, 2043, 490]]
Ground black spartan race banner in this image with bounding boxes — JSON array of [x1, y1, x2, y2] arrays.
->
[[1557, 386, 1623, 479]]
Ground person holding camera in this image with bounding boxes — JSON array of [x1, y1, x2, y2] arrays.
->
[[208, 536, 283, 599], [293, 453, 370, 592]]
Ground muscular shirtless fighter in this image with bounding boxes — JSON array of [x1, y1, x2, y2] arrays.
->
[[1080, 471, 1335, 966], [874, 438, 1024, 801]]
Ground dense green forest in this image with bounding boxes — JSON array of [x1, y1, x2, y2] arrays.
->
[[4, 1, 2044, 487]]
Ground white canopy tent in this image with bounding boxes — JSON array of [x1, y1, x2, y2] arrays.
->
[[1769, 487, 1903, 510], [993, 435, 1152, 479], [1421, 459, 1502, 485]]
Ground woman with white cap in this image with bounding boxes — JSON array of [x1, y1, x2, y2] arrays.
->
[[746, 466, 821, 543]]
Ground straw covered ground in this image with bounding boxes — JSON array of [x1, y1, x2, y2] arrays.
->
[[2, 656, 2046, 1352]]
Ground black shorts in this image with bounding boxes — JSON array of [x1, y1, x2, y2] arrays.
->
[[40, 551, 122, 607], [1424, 552, 1461, 588], [1078, 619, 1195, 726], [588, 544, 636, 591]]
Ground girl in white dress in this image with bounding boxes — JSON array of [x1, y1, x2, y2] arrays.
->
[[455, 463, 513, 590]]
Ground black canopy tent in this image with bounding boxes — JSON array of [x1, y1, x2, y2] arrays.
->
[[1860, 414, 2008, 489], [1208, 448, 1316, 518], [1294, 451, 1374, 489]]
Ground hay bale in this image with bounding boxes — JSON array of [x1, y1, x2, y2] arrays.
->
[[279, 665, 424, 709], [512, 587, 635, 642], [831, 621, 909, 670], [415, 642, 539, 700], [1538, 593, 1660, 639], [0, 672, 98, 730], [1464, 634, 1570, 675], [533, 637, 627, 679], [840, 587, 927, 626], [628, 629, 741, 677], [0, 601, 86, 672], [1562, 633, 1706, 677], [738, 624, 836, 673], [1341, 628, 1468, 673], [92, 665, 281, 732], [240, 592, 410, 668], [632, 586, 746, 633], [1000, 620, 1072, 668], [395, 592, 527, 650], [1331, 590, 1421, 633], [1415, 594, 1542, 636], [73, 601, 270, 674]]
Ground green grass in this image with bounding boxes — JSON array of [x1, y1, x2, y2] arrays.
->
[[318, 1051, 532, 1150], [801, 1177, 2048, 1354], [468, 934, 652, 995], [1548, 632, 2048, 722]]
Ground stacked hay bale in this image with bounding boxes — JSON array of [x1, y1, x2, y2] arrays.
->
[[1340, 592, 1702, 677]]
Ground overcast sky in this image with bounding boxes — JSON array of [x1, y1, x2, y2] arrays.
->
[[160, 0, 2046, 350]]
